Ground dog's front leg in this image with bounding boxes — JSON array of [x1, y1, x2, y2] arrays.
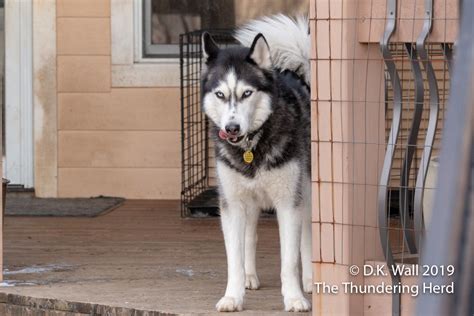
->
[[245, 206, 261, 290], [276, 205, 311, 312], [216, 202, 246, 312]]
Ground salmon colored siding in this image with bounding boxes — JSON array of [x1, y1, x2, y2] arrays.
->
[[54, 0, 181, 199]]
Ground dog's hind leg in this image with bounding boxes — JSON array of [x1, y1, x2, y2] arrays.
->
[[216, 201, 246, 312], [245, 206, 261, 290], [300, 180, 313, 293], [300, 201, 312, 293]]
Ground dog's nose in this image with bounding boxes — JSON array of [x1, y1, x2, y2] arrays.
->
[[225, 123, 240, 135]]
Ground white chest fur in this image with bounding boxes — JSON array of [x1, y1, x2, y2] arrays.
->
[[216, 160, 303, 209]]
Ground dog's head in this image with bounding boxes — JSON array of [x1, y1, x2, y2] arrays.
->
[[201, 33, 274, 145]]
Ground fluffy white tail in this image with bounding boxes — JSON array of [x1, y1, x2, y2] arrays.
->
[[235, 14, 310, 85]]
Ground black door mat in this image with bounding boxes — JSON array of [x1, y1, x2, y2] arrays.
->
[[5, 195, 125, 217]]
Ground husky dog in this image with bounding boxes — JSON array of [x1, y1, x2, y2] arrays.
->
[[201, 15, 311, 312]]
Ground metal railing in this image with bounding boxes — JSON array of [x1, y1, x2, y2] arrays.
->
[[379, 0, 456, 313]]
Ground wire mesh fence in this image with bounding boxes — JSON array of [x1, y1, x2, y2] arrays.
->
[[310, 0, 457, 314]]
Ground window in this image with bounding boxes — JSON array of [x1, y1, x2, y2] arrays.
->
[[142, 0, 308, 58]]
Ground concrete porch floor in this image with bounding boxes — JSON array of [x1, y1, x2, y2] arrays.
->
[[0, 200, 310, 315]]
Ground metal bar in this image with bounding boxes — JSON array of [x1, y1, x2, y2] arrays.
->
[[414, 0, 438, 253], [378, 0, 401, 314], [416, 0, 473, 312], [185, 33, 193, 216], [199, 34, 210, 187], [455, 149, 474, 316], [180, 34, 184, 216], [399, 43, 424, 254], [180, 33, 186, 217], [441, 43, 453, 75]]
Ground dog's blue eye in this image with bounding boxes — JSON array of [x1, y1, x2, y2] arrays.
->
[[242, 90, 253, 98], [215, 91, 225, 99]]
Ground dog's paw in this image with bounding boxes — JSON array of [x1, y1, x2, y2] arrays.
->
[[245, 274, 260, 290], [216, 296, 243, 312], [303, 278, 313, 293], [284, 296, 311, 312]]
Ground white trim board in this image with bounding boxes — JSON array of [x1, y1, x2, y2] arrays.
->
[[32, 0, 57, 197], [5, 0, 34, 188], [110, 0, 180, 87]]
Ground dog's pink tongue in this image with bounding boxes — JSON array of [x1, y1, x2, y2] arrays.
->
[[218, 130, 229, 140]]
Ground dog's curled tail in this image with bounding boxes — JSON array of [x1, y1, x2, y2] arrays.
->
[[235, 14, 310, 86]]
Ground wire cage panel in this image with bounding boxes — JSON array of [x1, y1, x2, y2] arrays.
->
[[180, 30, 236, 217]]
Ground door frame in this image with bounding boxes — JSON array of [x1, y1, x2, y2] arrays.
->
[[4, 0, 34, 188]]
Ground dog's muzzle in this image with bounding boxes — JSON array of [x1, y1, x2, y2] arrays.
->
[[218, 130, 246, 145]]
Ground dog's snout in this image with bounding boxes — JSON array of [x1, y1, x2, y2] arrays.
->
[[225, 123, 240, 135]]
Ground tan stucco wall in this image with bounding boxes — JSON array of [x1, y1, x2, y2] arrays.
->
[[35, 0, 181, 199]]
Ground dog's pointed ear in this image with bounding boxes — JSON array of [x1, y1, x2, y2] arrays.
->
[[248, 33, 272, 69], [202, 32, 219, 62]]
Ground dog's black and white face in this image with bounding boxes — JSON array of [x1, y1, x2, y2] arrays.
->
[[201, 33, 274, 145]]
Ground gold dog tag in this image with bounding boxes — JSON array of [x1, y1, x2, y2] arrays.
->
[[243, 150, 254, 164]]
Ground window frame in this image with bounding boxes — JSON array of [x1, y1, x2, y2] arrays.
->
[[110, 0, 180, 87], [142, 0, 181, 58]]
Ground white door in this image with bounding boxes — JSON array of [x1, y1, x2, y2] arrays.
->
[[4, 0, 33, 188]]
